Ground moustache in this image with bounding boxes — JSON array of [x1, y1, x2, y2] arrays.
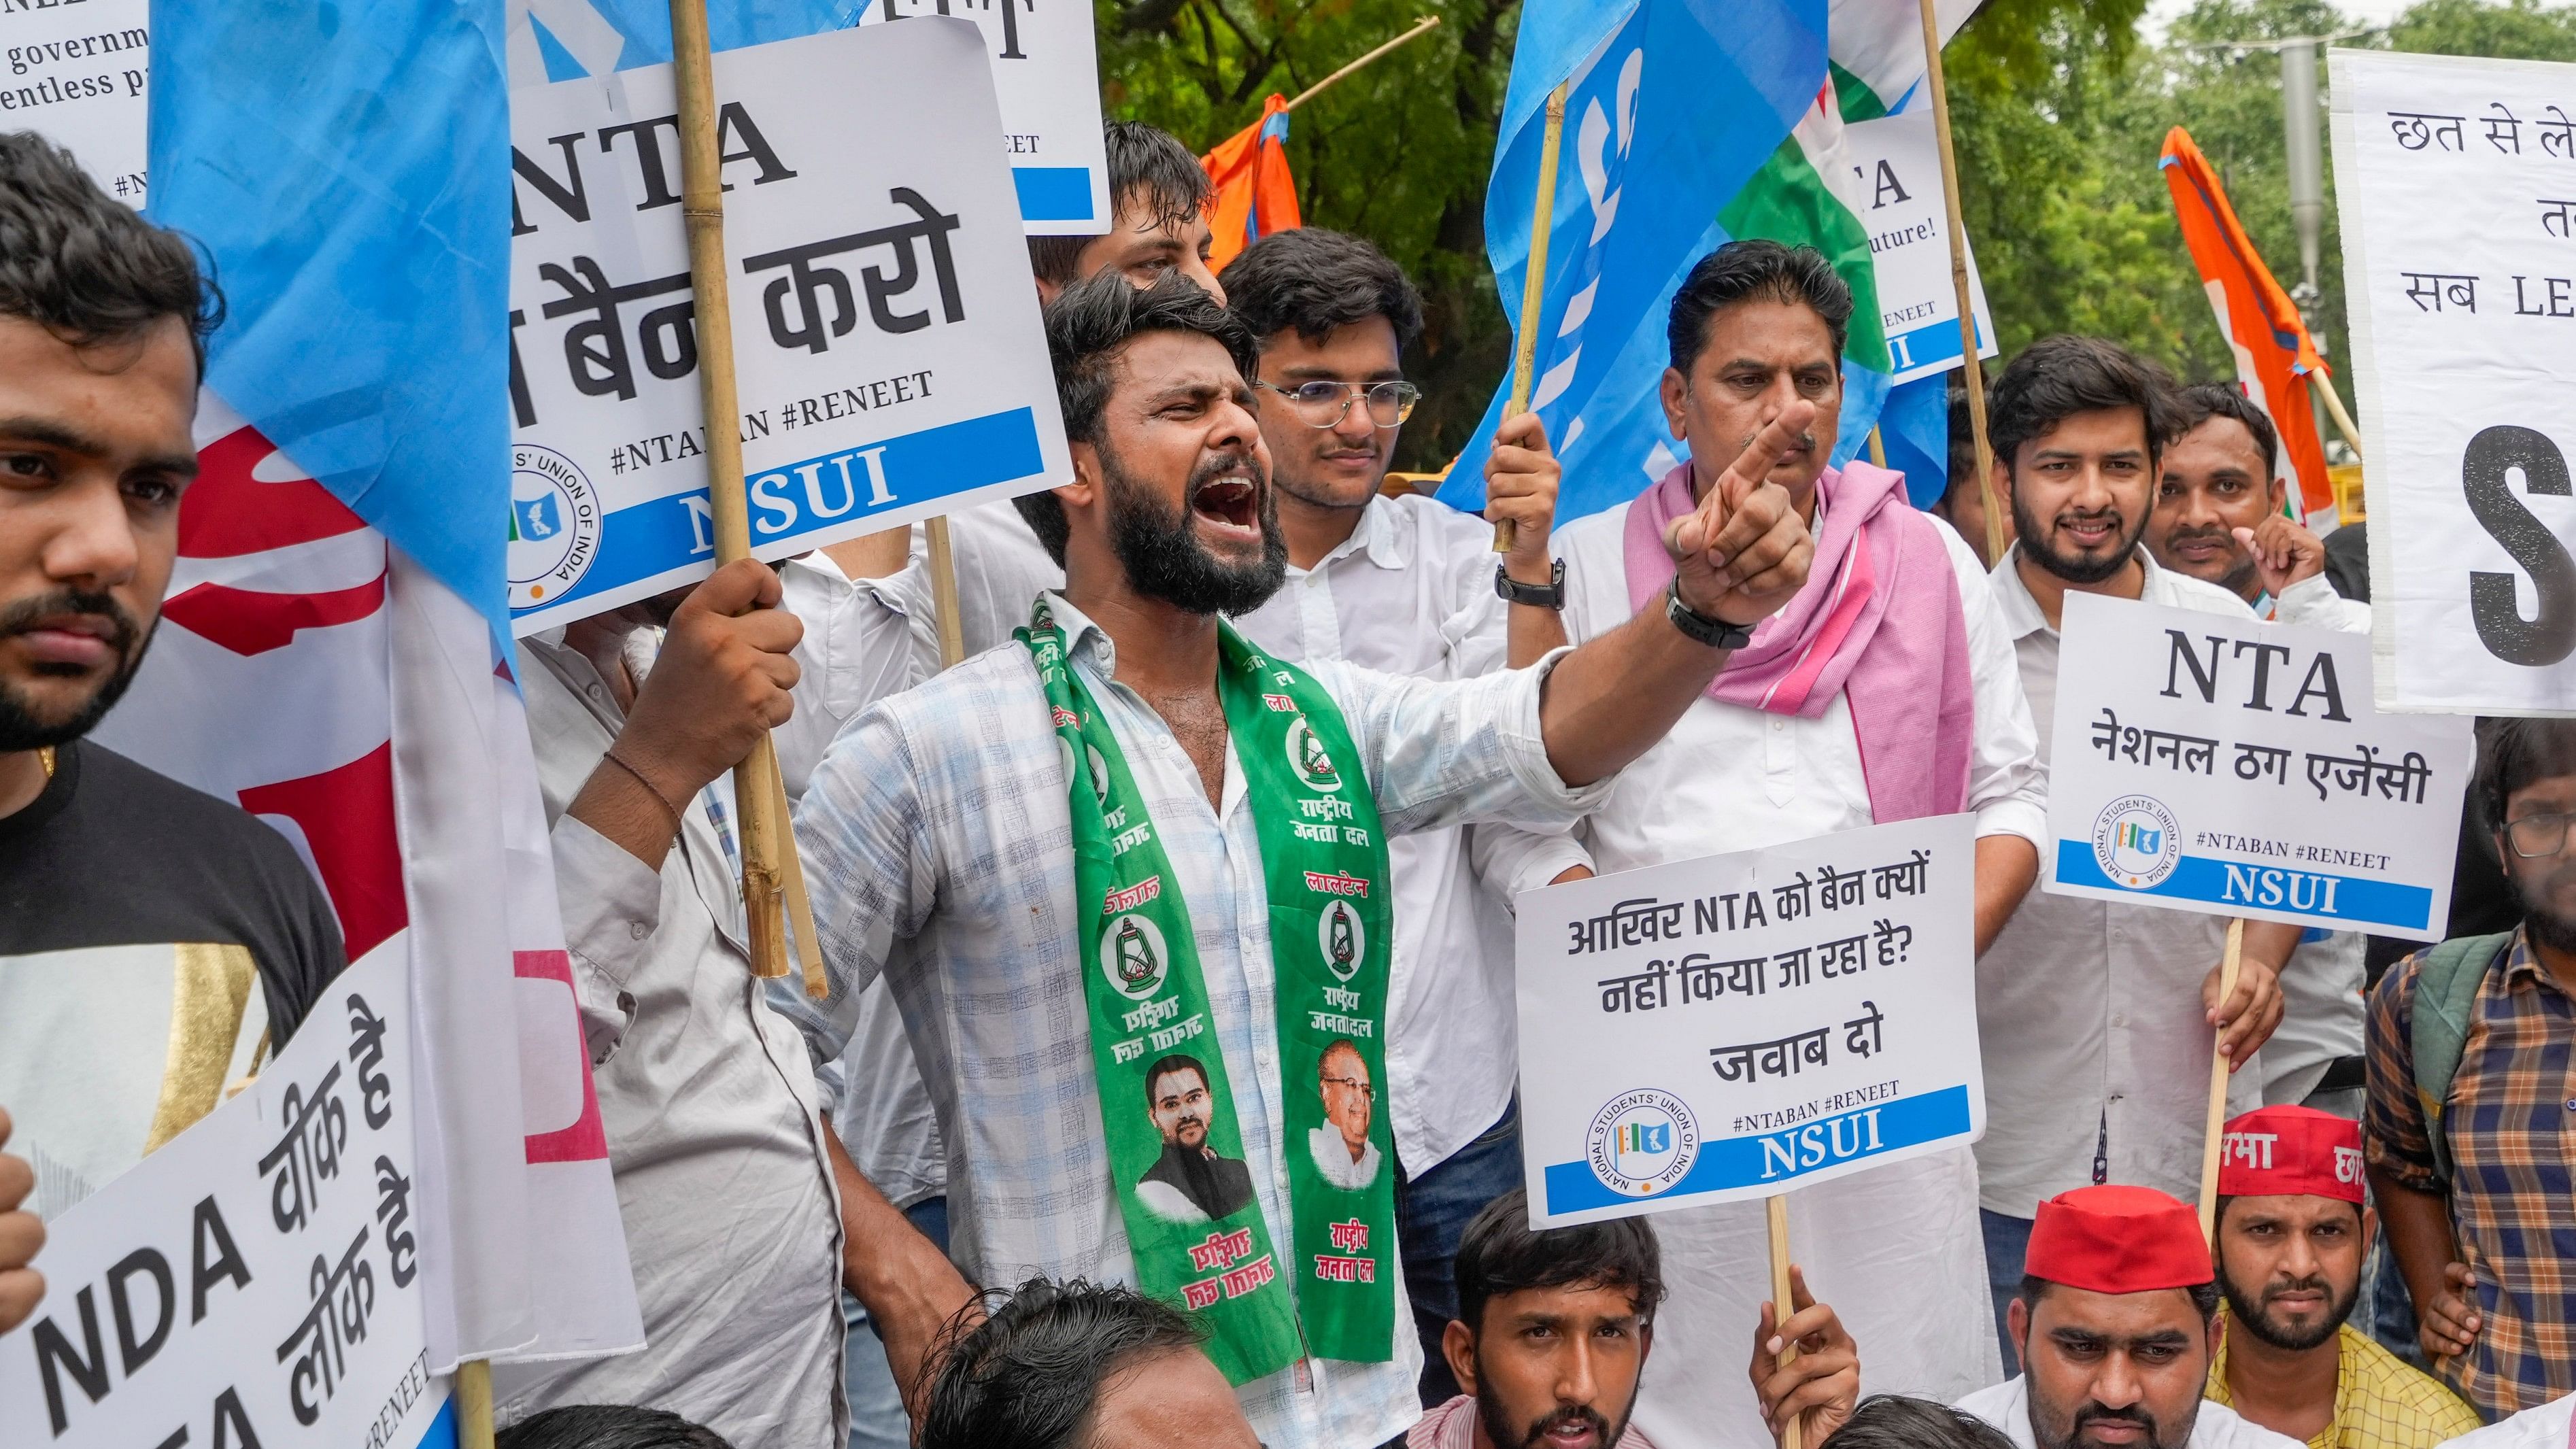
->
[[2072, 1405, 2158, 1439], [1522, 1407, 1615, 1449], [0, 587, 141, 659], [2262, 1274, 2334, 1305], [2162, 523, 2233, 545]]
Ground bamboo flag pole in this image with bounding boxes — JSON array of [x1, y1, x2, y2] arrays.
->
[[2197, 918, 2248, 1244], [926, 516, 968, 668], [456, 1359, 496, 1449], [668, 0, 826, 998], [1495, 81, 1571, 555], [1767, 1195, 1805, 1449], [2314, 374, 2365, 460], [1918, 0, 2005, 568], [1867, 426, 1887, 469], [1283, 14, 1440, 114]]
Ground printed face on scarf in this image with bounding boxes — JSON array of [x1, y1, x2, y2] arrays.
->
[[1149, 1061, 1214, 1150], [0, 314, 198, 753], [2150, 415, 2280, 601], [2005, 407, 2156, 586], [2010, 1283, 2211, 1449], [1074, 329, 1287, 617], [1318, 1040, 1372, 1159], [2214, 1194, 2369, 1352], [1449, 1279, 1652, 1449], [1659, 299, 1840, 513]]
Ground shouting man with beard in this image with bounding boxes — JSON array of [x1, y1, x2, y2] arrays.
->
[[0, 134, 345, 1255], [2367, 717, 2576, 1420], [1961, 1187, 2302, 1449], [786, 271, 1815, 1449], [2204, 1107, 2475, 1449], [1974, 337, 2294, 1351]]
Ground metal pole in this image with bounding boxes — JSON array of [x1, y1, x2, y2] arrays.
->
[[2281, 39, 2325, 299]]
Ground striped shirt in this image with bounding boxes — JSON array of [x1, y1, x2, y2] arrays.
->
[[2365, 929, 2576, 1419], [779, 592, 1609, 1449], [2207, 1319, 2481, 1449]]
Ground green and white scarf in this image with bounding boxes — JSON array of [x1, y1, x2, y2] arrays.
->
[[1018, 600, 1398, 1383]]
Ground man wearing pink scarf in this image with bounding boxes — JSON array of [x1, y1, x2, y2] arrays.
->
[[1481, 242, 2047, 1449]]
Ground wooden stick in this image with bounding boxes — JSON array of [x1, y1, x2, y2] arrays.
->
[[2197, 917, 2247, 1244], [456, 1359, 496, 1449], [1867, 426, 1887, 469], [926, 515, 968, 668], [1495, 80, 1570, 556], [1918, 0, 2004, 568], [1283, 15, 1440, 114], [2313, 373, 2365, 462], [1767, 1194, 1803, 1449], [666, 0, 817, 983]]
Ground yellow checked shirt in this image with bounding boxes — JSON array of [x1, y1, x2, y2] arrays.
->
[[2207, 1319, 2484, 1449]]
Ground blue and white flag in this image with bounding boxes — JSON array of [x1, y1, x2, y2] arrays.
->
[[1443, 0, 1825, 523], [509, 0, 860, 84]]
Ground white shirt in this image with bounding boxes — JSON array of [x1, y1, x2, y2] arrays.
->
[[894, 496, 1064, 660], [495, 630, 848, 1449], [1977, 549, 2268, 1217], [1232, 492, 1524, 1170], [781, 592, 1610, 1449], [1308, 1125, 1387, 1191], [1959, 1376, 2306, 1449], [1477, 499, 2042, 1449], [2440, 1392, 2575, 1449]]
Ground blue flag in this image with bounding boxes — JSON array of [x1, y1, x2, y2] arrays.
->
[[148, 0, 858, 636], [1442, 0, 1825, 524]]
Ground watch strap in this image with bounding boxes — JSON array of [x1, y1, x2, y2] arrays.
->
[[1494, 559, 1567, 611], [1664, 578, 1754, 649]]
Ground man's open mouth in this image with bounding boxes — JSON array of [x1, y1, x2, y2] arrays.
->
[[1191, 475, 1261, 535]]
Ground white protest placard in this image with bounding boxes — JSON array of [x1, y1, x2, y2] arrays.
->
[[1514, 815, 1982, 1227], [860, 0, 1111, 235], [507, 18, 1070, 634], [1846, 109, 1995, 385], [2044, 592, 2474, 937], [0, 947, 449, 1449], [2331, 48, 2576, 713], [0, 0, 150, 204]]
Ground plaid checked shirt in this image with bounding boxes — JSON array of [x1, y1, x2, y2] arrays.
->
[[778, 593, 1608, 1449], [2365, 928, 2576, 1420], [2207, 1320, 2482, 1449]]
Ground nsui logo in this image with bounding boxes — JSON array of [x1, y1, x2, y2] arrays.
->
[[1585, 1089, 1699, 1198], [509, 444, 602, 610], [2091, 794, 2182, 889]]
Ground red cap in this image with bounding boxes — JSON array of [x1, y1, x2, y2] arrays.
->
[[2025, 1185, 2212, 1294], [2218, 1105, 2365, 1204]]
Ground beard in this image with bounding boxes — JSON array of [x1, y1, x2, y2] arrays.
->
[[2031, 1397, 2191, 1449], [2159, 524, 2258, 598], [1101, 443, 1287, 617], [2012, 488, 2147, 586], [1476, 1373, 1629, 1449], [2505, 853, 2576, 953], [0, 587, 150, 753], [2218, 1262, 2359, 1352]]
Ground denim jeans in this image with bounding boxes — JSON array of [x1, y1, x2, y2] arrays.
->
[[1982, 1208, 2035, 1372], [1395, 1099, 1523, 1408], [843, 1197, 954, 1449]]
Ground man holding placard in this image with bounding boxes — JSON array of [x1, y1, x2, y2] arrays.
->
[[1479, 239, 2048, 1444], [1976, 337, 2294, 1350], [787, 271, 1815, 1449]]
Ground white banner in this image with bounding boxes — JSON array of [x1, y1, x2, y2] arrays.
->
[[2331, 47, 2576, 713], [2044, 592, 2474, 938], [0, 0, 149, 203], [1846, 109, 1995, 385], [859, 0, 1109, 236], [0, 946, 451, 1449], [507, 18, 1070, 634], [1513, 815, 1982, 1227]]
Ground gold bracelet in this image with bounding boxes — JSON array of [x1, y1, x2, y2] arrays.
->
[[601, 749, 685, 838]]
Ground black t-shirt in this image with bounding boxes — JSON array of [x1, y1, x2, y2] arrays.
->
[[0, 739, 345, 1037]]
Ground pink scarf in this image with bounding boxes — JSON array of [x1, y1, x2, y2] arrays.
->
[[1621, 459, 1975, 823]]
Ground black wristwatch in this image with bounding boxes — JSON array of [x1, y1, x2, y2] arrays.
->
[[1665, 577, 1754, 649], [1495, 559, 1567, 611]]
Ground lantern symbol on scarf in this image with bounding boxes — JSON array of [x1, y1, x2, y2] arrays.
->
[[1327, 904, 1356, 976], [1321, 900, 1364, 984], [1117, 916, 1157, 990], [1288, 716, 1340, 791]]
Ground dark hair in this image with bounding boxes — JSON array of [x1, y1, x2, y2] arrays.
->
[[1666, 239, 1852, 377], [1986, 336, 2183, 475], [2473, 717, 2576, 832], [1218, 226, 1423, 353], [1828, 1396, 2021, 1449], [496, 1405, 732, 1449], [2019, 1274, 2221, 1321], [1944, 381, 1978, 495], [1017, 272, 1260, 564], [1455, 1187, 1665, 1333], [1142, 1053, 1211, 1109], [0, 131, 222, 375], [919, 1278, 1207, 1449], [2173, 382, 2280, 487], [1028, 121, 1213, 288]]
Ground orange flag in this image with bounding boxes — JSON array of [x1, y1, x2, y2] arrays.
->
[[1202, 93, 1302, 271], [2158, 126, 2336, 524]]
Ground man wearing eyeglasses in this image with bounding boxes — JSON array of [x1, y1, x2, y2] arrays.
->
[[2366, 717, 2576, 1422], [1219, 225, 1570, 1406]]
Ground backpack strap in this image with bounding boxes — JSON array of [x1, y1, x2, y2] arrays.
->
[[2410, 930, 2517, 1184]]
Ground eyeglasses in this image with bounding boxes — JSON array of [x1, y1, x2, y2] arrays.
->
[[1321, 1075, 1374, 1099], [1256, 379, 1421, 429], [2507, 809, 2576, 858]]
